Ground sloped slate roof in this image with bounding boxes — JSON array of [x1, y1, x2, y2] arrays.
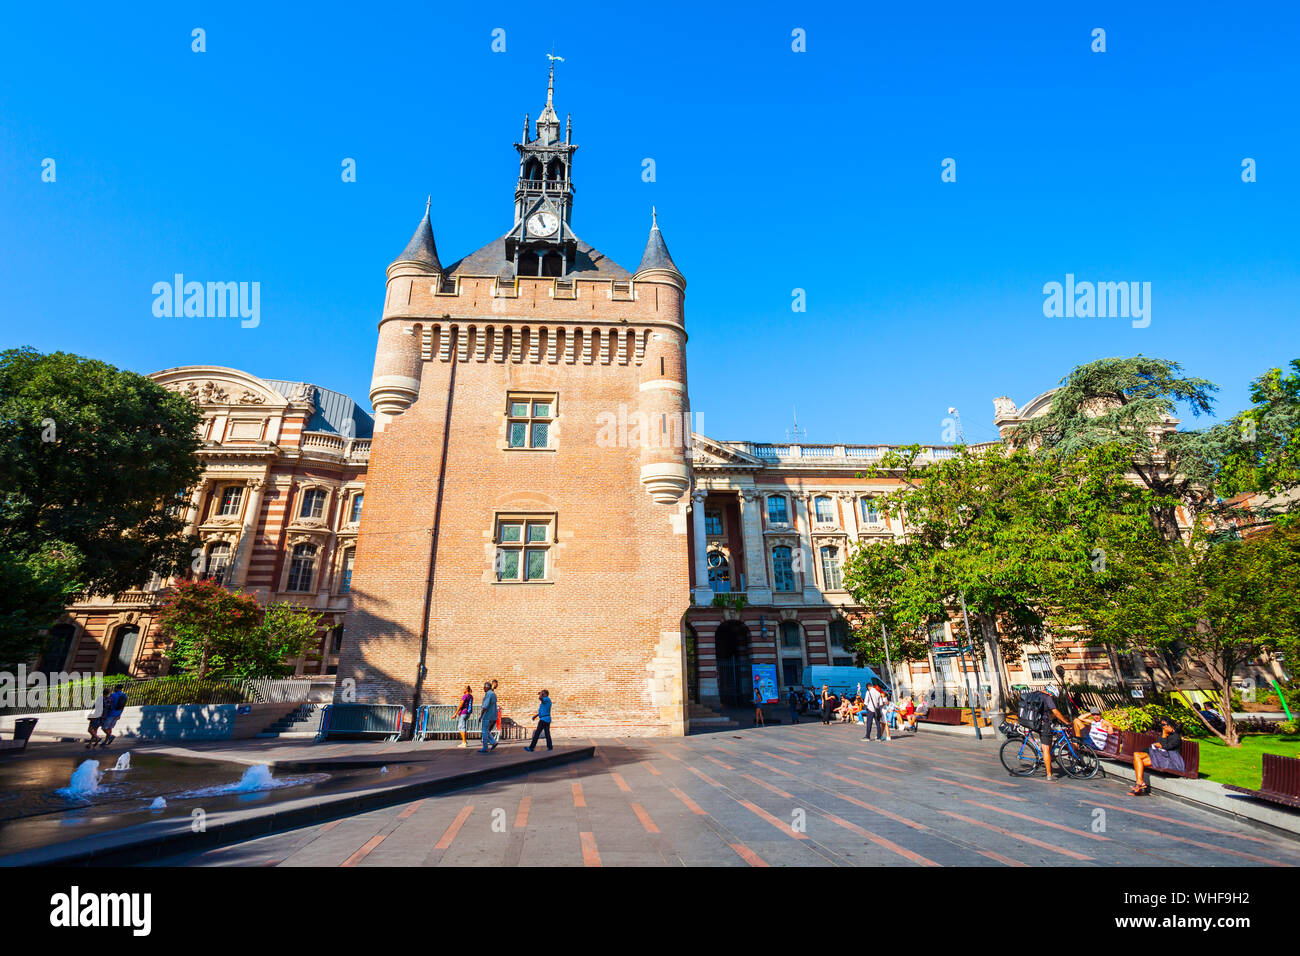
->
[[445, 232, 631, 279], [395, 209, 442, 270], [266, 381, 375, 439], [636, 222, 680, 276]]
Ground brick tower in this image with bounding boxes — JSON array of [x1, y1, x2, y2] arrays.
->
[[338, 61, 692, 736]]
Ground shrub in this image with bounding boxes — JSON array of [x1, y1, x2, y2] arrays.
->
[[1102, 703, 1208, 738], [1278, 719, 1299, 737]]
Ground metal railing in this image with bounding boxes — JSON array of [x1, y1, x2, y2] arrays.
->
[[317, 703, 406, 741], [413, 704, 526, 741]]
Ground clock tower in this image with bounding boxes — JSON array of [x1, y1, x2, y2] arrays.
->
[[505, 57, 578, 276]]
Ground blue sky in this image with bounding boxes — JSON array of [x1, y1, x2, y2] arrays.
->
[[1, 2, 1297, 446]]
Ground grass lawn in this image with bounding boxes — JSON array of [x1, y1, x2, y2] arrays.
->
[[1194, 734, 1300, 788]]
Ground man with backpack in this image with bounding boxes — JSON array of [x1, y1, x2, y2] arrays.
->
[[1019, 683, 1071, 781], [862, 683, 888, 742]]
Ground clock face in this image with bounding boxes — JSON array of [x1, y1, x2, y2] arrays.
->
[[527, 212, 559, 237]]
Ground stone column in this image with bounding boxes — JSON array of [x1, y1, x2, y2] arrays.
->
[[229, 477, 267, 589], [690, 490, 713, 605], [183, 478, 209, 537], [839, 491, 859, 542], [738, 489, 771, 604], [793, 493, 822, 603]]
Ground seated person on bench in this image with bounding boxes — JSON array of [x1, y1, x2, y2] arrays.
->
[[1072, 705, 1102, 742], [1130, 718, 1184, 795]]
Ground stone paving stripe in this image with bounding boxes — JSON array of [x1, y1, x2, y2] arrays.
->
[[978, 849, 1028, 867], [320, 820, 342, 832], [820, 775, 929, 831], [769, 743, 812, 757], [669, 786, 707, 815], [736, 798, 808, 840], [340, 833, 386, 867], [740, 772, 793, 799], [819, 811, 938, 866], [928, 764, 1023, 787], [261, 857, 282, 867], [939, 810, 1093, 861], [730, 842, 769, 867], [1134, 828, 1285, 866], [631, 803, 660, 834], [580, 831, 601, 867], [752, 758, 800, 779], [1080, 800, 1279, 847], [700, 754, 735, 771], [929, 775, 1028, 802], [825, 768, 904, 801], [398, 800, 424, 819], [963, 799, 1109, 840], [640, 760, 662, 776], [514, 796, 531, 829], [756, 751, 801, 766], [610, 771, 632, 793], [686, 765, 724, 788], [572, 781, 586, 808], [434, 806, 474, 850]]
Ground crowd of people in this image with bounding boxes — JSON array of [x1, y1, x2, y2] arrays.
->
[[781, 683, 923, 740], [452, 680, 555, 755]]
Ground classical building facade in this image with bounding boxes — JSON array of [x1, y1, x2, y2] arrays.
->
[[46, 367, 372, 680]]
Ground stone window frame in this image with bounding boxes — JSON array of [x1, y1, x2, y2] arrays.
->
[[858, 495, 883, 526], [298, 486, 330, 520], [216, 484, 244, 518], [284, 542, 319, 593], [770, 543, 798, 593], [812, 494, 837, 527], [705, 545, 733, 593], [348, 491, 364, 526], [766, 493, 790, 526], [493, 512, 556, 584], [202, 540, 233, 585], [504, 391, 558, 452], [818, 543, 844, 591], [337, 547, 355, 594]]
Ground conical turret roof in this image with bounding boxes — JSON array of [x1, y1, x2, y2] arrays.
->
[[393, 198, 441, 271], [635, 208, 681, 277]]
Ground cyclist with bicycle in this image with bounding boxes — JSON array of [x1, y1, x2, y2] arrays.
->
[[1021, 683, 1071, 782]]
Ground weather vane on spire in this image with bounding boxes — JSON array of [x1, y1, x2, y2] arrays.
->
[[546, 50, 564, 105]]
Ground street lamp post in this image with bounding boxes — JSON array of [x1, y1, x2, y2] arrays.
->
[[957, 592, 983, 740]]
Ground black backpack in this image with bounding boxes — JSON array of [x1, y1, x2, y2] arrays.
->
[[1018, 693, 1046, 731]]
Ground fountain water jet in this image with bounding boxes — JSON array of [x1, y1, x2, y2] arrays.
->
[[59, 760, 103, 798], [111, 752, 131, 772]]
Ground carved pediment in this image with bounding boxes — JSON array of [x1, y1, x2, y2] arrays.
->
[[690, 433, 763, 468]]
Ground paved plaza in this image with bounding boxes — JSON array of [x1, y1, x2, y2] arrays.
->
[[153, 722, 1300, 867]]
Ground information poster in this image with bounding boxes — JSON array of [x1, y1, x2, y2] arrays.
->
[[751, 663, 779, 704]]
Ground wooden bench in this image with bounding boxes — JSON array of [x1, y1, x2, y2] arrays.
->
[[918, 707, 964, 726], [1224, 753, 1300, 809], [0, 718, 38, 755], [1131, 731, 1200, 779]]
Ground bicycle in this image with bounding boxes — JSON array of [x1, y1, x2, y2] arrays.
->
[[999, 724, 1100, 779]]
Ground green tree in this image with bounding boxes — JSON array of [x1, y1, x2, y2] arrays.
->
[[1213, 359, 1300, 525], [1052, 522, 1300, 746], [156, 579, 321, 679], [1009, 356, 1221, 540], [0, 348, 203, 665], [842, 442, 1161, 712]]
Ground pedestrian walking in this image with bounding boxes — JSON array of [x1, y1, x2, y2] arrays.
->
[[788, 687, 800, 724], [525, 688, 553, 752], [455, 684, 473, 748], [490, 678, 502, 749], [477, 681, 498, 754], [85, 689, 112, 748], [753, 685, 766, 726], [820, 685, 834, 725], [862, 683, 887, 742], [99, 685, 128, 747]]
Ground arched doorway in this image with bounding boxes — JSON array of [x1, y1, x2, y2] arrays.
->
[[714, 620, 752, 708], [106, 624, 140, 676]]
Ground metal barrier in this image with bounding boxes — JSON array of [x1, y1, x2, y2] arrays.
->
[[413, 704, 525, 741], [317, 703, 406, 741]]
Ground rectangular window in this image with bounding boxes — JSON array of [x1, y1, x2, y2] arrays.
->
[[859, 497, 879, 524], [349, 494, 363, 524], [1028, 653, 1052, 680], [506, 392, 556, 449], [819, 546, 842, 590], [340, 550, 355, 593], [772, 547, 796, 592], [814, 496, 835, 523], [705, 510, 723, 536], [218, 486, 243, 517], [767, 496, 788, 524], [495, 515, 553, 582]]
